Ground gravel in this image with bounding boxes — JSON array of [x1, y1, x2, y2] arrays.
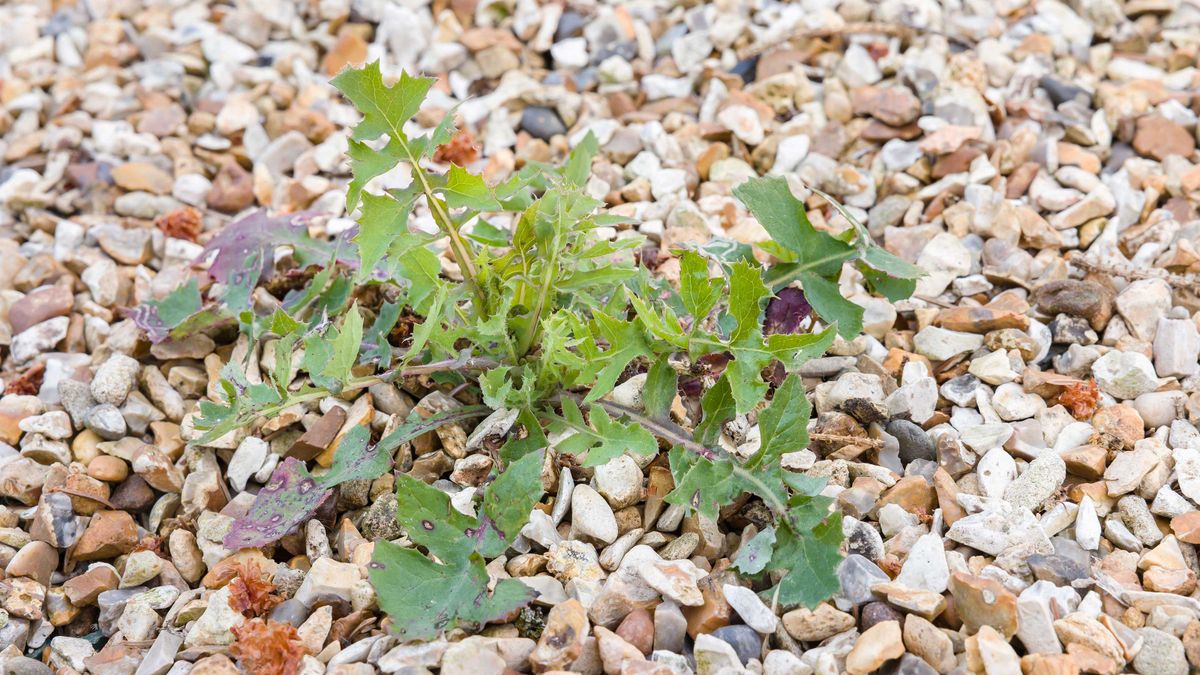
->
[[2, 0, 1200, 673]]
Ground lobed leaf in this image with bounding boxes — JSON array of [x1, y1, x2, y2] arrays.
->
[[442, 165, 500, 211], [551, 399, 658, 467], [371, 543, 536, 641], [321, 303, 364, 385], [763, 513, 844, 608], [330, 62, 433, 143]]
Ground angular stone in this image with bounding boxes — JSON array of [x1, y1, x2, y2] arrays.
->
[[782, 603, 855, 641], [846, 620, 904, 674], [71, 511, 137, 562], [948, 571, 1018, 638]]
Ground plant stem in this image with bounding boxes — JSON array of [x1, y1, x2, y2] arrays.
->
[[515, 243, 559, 357], [400, 148, 489, 316]]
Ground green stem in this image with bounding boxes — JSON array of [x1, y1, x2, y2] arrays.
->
[[515, 247, 559, 357], [400, 148, 489, 317]]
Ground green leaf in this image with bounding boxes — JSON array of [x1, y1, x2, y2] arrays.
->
[[400, 287, 447, 366], [394, 473, 477, 561], [727, 262, 770, 343], [371, 542, 537, 641], [798, 272, 862, 339], [474, 450, 545, 557], [270, 308, 303, 336], [442, 164, 500, 210], [301, 334, 336, 391], [331, 62, 433, 142], [363, 301, 401, 365], [679, 251, 723, 321], [155, 279, 203, 326], [860, 246, 924, 279], [317, 425, 390, 487], [733, 176, 855, 279], [627, 292, 687, 349], [641, 357, 676, 421], [550, 399, 658, 467], [764, 514, 844, 609], [695, 375, 735, 447], [394, 432, 543, 558], [322, 303, 364, 383], [749, 373, 810, 468], [500, 409, 548, 464], [429, 107, 459, 147], [345, 139, 401, 211], [479, 367, 513, 409], [734, 526, 776, 575], [564, 132, 599, 186], [271, 332, 299, 393], [376, 405, 492, 454], [357, 190, 418, 281], [467, 220, 511, 247], [387, 236, 442, 314], [582, 312, 653, 403], [130, 279, 227, 344], [860, 264, 919, 302], [665, 446, 750, 521]]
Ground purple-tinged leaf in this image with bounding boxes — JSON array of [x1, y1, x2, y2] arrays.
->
[[223, 457, 332, 549], [199, 210, 356, 287], [127, 279, 228, 343], [764, 287, 812, 335]]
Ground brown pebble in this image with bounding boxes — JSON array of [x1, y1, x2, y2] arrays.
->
[[8, 285, 73, 335], [70, 510, 138, 562], [87, 455, 130, 482], [616, 608, 654, 656]]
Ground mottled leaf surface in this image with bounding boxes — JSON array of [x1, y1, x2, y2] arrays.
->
[[200, 210, 351, 287], [223, 458, 331, 549], [734, 526, 776, 575], [370, 543, 536, 641], [316, 425, 386, 487]]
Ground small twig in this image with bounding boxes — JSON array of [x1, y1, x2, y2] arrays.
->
[[809, 432, 884, 448], [1071, 254, 1200, 291], [382, 354, 500, 381]]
